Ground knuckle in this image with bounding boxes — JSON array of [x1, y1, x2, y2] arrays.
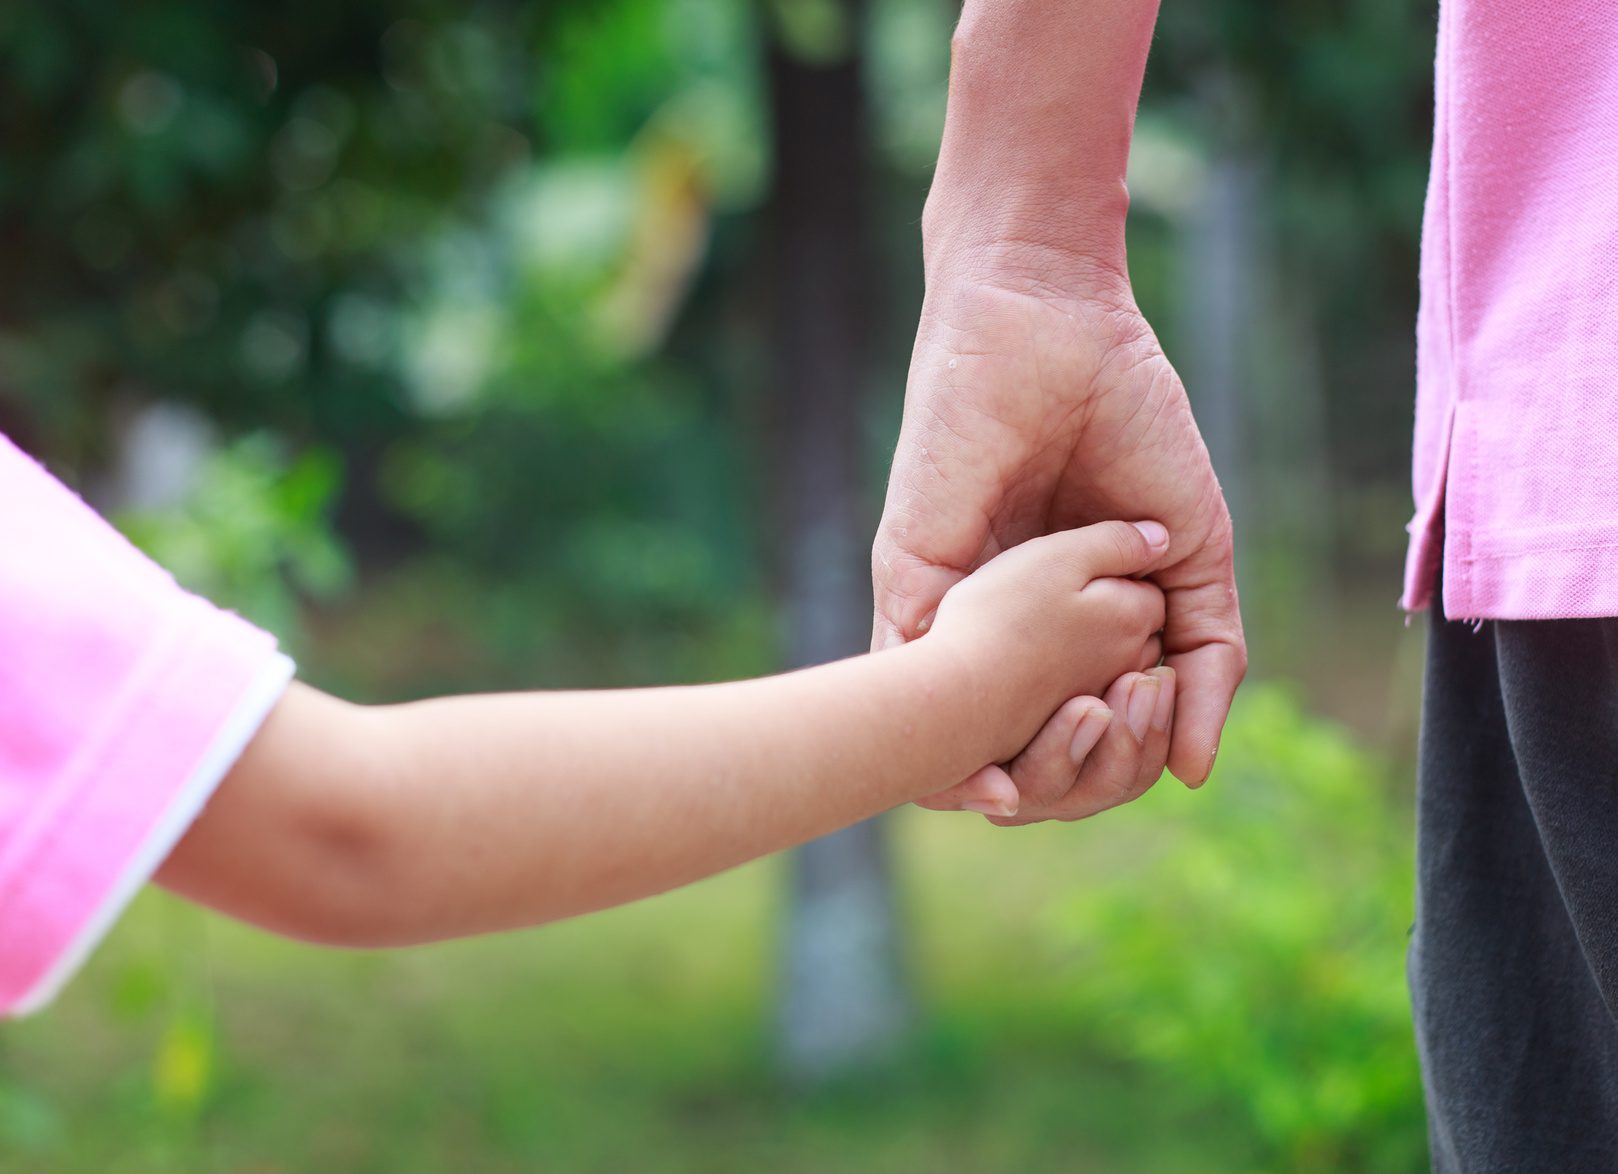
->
[[1069, 522, 1135, 581], [869, 526, 906, 586], [1104, 521, 1142, 567], [1135, 587, 1167, 631], [870, 554, 944, 635], [1087, 754, 1147, 807], [1112, 769, 1152, 803], [1085, 578, 1163, 632], [1134, 762, 1167, 792], [1009, 755, 1071, 809], [1098, 581, 1162, 632], [1027, 772, 1075, 810], [1083, 578, 1128, 609]]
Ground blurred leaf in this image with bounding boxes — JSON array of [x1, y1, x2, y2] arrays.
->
[[152, 1014, 214, 1116], [108, 960, 168, 1023], [768, 0, 853, 66], [117, 434, 352, 644], [0, 1082, 64, 1157]]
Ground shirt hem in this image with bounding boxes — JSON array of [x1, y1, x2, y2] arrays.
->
[[1435, 543, 1618, 622]]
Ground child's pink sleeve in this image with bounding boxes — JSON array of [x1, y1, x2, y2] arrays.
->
[[0, 434, 294, 1016]]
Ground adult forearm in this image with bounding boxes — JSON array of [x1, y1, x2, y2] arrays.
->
[[925, 0, 1160, 289]]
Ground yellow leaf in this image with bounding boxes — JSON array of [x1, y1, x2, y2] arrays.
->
[[153, 1017, 213, 1113]]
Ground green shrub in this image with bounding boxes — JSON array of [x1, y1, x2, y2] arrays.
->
[[117, 432, 351, 644], [1046, 685, 1426, 1172]]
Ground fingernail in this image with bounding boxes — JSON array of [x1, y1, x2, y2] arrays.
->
[[1068, 707, 1113, 764], [1184, 741, 1219, 789], [1131, 521, 1169, 551], [1148, 667, 1175, 732], [1126, 677, 1159, 742], [963, 799, 1017, 818]]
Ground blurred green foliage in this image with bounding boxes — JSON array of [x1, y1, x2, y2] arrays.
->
[[0, 0, 1438, 675], [0, 0, 777, 688], [1051, 688, 1423, 1171], [118, 435, 351, 640]]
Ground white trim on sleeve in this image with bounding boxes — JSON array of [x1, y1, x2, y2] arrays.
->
[[11, 652, 296, 1016]]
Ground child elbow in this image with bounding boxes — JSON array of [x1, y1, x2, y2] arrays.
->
[[262, 787, 422, 949]]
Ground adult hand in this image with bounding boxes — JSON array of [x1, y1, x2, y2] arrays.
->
[[870, 0, 1245, 821], [873, 261, 1245, 819]]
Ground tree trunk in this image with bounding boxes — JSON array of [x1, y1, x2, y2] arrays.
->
[[1179, 139, 1258, 565], [1179, 68, 1334, 665], [765, 0, 912, 1082]]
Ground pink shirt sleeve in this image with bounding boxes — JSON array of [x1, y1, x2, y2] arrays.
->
[[0, 433, 294, 1015]]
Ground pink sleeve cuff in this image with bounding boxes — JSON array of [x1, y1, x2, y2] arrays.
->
[[0, 435, 294, 1015]]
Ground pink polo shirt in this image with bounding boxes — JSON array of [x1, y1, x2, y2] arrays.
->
[[0, 434, 292, 1015], [1403, 0, 1618, 619]]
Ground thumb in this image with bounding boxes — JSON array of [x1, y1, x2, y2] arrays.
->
[[871, 608, 907, 653], [1058, 520, 1171, 581], [871, 544, 969, 649]]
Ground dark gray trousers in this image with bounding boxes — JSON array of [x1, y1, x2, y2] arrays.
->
[[1414, 598, 1618, 1171]]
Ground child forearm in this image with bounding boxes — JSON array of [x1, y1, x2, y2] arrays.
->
[[158, 521, 1172, 947], [375, 639, 1004, 936], [158, 638, 1000, 947]]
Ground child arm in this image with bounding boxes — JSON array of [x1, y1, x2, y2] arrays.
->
[[156, 522, 1169, 947]]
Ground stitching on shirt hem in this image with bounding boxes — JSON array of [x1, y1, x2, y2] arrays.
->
[[1461, 539, 1618, 562]]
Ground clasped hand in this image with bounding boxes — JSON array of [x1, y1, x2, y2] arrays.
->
[[873, 275, 1247, 825]]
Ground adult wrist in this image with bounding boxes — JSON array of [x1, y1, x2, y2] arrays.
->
[[922, 0, 1157, 300], [918, 224, 1134, 313]]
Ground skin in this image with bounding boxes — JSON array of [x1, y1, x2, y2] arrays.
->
[[157, 521, 1174, 948], [876, 0, 1248, 822]]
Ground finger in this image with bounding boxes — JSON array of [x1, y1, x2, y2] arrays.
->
[[871, 609, 906, 654], [1135, 666, 1175, 790], [870, 544, 968, 647], [1164, 642, 1243, 786], [1000, 696, 1112, 811], [1059, 671, 1163, 820], [1045, 519, 1171, 582], [1157, 549, 1246, 787], [914, 762, 1020, 817], [870, 388, 1017, 644], [990, 672, 1152, 826], [1082, 576, 1168, 646], [1133, 633, 1165, 673]]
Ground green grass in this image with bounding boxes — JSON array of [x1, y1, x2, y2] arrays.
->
[[4, 809, 1266, 1174]]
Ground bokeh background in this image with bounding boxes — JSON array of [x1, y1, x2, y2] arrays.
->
[[0, 1, 1437, 1169]]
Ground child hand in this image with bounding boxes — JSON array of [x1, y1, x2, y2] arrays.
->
[[924, 520, 1169, 775], [958, 666, 1176, 825]]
